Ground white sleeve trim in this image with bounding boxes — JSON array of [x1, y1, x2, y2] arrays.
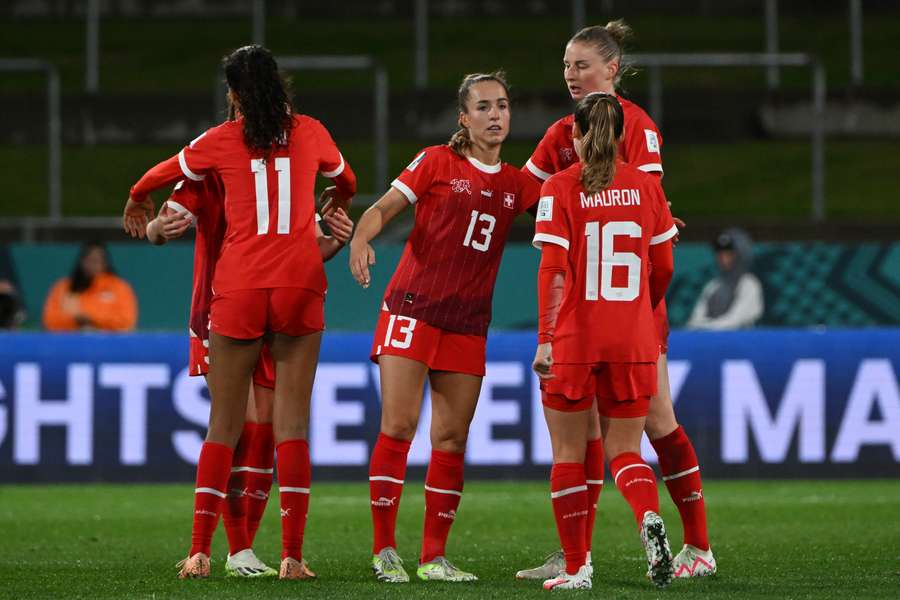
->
[[525, 158, 552, 181], [320, 153, 345, 178], [165, 199, 196, 220], [391, 179, 418, 204], [532, 232, 570, 250], [178, 149, 205, 181], [650, 224, 678, 245], [315, 213, 322, 222], [638, 163, 664, 173]]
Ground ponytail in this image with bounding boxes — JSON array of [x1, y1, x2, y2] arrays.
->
[[574, 94, 625, 194], [447, 71, 510, 156]]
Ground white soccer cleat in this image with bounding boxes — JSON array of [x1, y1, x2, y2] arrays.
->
[[640, 511, 674, 588], [225, 548, 278, 578], [542, 564, 592, 591], [372, 547, 409, 583], [673, 544, 717, 578], [516, 550, 566, 580]]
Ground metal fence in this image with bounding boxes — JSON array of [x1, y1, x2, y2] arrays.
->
[[633, 52, 827, 222]]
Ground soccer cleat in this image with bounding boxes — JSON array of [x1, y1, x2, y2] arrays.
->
[[640, 511, 674, 588], [176, 552, 210, 579], [516, 550, 566, 580], [673, 544, 717, 578], [279, 557, 316, 580], [372, 547, 409, 583], [417, 556, 478, 582], [542, 564, 593, 591], [225, 548, 278, 578]]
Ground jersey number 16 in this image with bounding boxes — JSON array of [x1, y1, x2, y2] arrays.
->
[[584, 221, 641, 302]]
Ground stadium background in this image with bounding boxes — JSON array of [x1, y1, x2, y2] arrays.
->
[[0, 2, 898, 598]]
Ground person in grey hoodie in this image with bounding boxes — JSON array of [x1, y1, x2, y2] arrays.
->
[[687, 228, 764, 330]]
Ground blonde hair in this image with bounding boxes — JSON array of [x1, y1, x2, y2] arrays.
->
[[448, 71, 510, 156], [574, 93, 625, 194], [569, 19, 635, 88]]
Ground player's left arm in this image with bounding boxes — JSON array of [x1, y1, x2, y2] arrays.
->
[[648, 184, 678, 307], [313, 120, 357, 205]]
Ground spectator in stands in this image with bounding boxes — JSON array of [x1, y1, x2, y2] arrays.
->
[[43, 241, 138, 331], [687, 228, 764, 330], [0, 279, 25, 329]]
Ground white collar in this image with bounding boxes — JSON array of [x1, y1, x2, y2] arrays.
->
[[466, 155, 502, 174]]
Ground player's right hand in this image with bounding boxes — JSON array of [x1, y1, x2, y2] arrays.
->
[[319, 185, 352, 217], [532, 342, 554, 379], [123, 195, 154, 239], [349, 240, 375, 288], [156, 206, 193, 240]]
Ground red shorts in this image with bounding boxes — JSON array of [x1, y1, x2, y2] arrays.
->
[[654, 299, 670, 354], [210, 287, 324, 340], [541, 361, 657, 418], [188, 336, 275, 389], [369, 309, 486, 377]]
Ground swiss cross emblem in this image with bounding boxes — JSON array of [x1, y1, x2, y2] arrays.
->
[[503, 192, 515, 210], [559, 147, 574, 162]]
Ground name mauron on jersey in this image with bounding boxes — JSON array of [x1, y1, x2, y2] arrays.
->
[[580, 188, 641, 209]]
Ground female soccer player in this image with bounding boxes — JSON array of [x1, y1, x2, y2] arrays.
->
[[143, 178, 353, 578], [349, 72, 539, 583], [532, 93, 677, 590], [518, 20, 715, 581], [124, 45, 356, 580]]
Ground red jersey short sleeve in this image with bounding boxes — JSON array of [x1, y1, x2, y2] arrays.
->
[[620, 98, 663, 176], [516, 171, 542, 214], [534, 162, 672, 364], [384, 145, 526, 336], [391, 148, 439, 204], [532, 178, 573, 251], [648, 178, 677, 245], [178, 126, 225, 182], [524, 115, 577, 183]]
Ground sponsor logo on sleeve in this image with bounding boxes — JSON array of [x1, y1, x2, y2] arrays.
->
[[536, 196, 553, 222], [406, 151, 427, 172], [644, 129, 660, 154], [559, 147, 574, 162]]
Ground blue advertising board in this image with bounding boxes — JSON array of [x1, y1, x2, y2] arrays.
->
[[0, 330, 898, 481]]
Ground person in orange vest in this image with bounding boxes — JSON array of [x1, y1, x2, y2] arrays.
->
[[43, 241, 137, 331]]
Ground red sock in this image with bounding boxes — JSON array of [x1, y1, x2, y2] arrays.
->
[[421, 449, 465, 564], [189, 441, 233, 557], [584, 438, 604, 553], [550, 462, 588, 575], [245, 422, 275, 546], [652, 426, 709, 550], [222, 422, 254, 555], [276, 439, 311, 561], [610, 452, 659, 526], [369, 433, 411, 554]]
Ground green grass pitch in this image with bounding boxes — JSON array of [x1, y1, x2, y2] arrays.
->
[[1, 480, 897, 599]]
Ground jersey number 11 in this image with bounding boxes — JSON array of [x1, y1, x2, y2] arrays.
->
[[251, 158, 291, 235]]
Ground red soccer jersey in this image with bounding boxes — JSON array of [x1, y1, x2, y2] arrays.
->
[[173, 114, 355, 295], [532, 162, 676, 363], [166, 177, 225, 344], [386, 145, 540, 336], [524, 95, 663, 183]]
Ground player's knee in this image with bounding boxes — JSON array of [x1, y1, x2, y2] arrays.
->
[[381, 418, 417, 442], [645, 405, 678, 440], [274, 422, 308, 444], [432, 433, 468, 454]]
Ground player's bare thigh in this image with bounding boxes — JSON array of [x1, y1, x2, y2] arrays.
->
[[269, 330, 322, 443], [644, 353, 678, 441], [428, 371, 482, 454], [378, 355, 430, 441], [600, 415, 647, 457], [206, 332, 262, 447]]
